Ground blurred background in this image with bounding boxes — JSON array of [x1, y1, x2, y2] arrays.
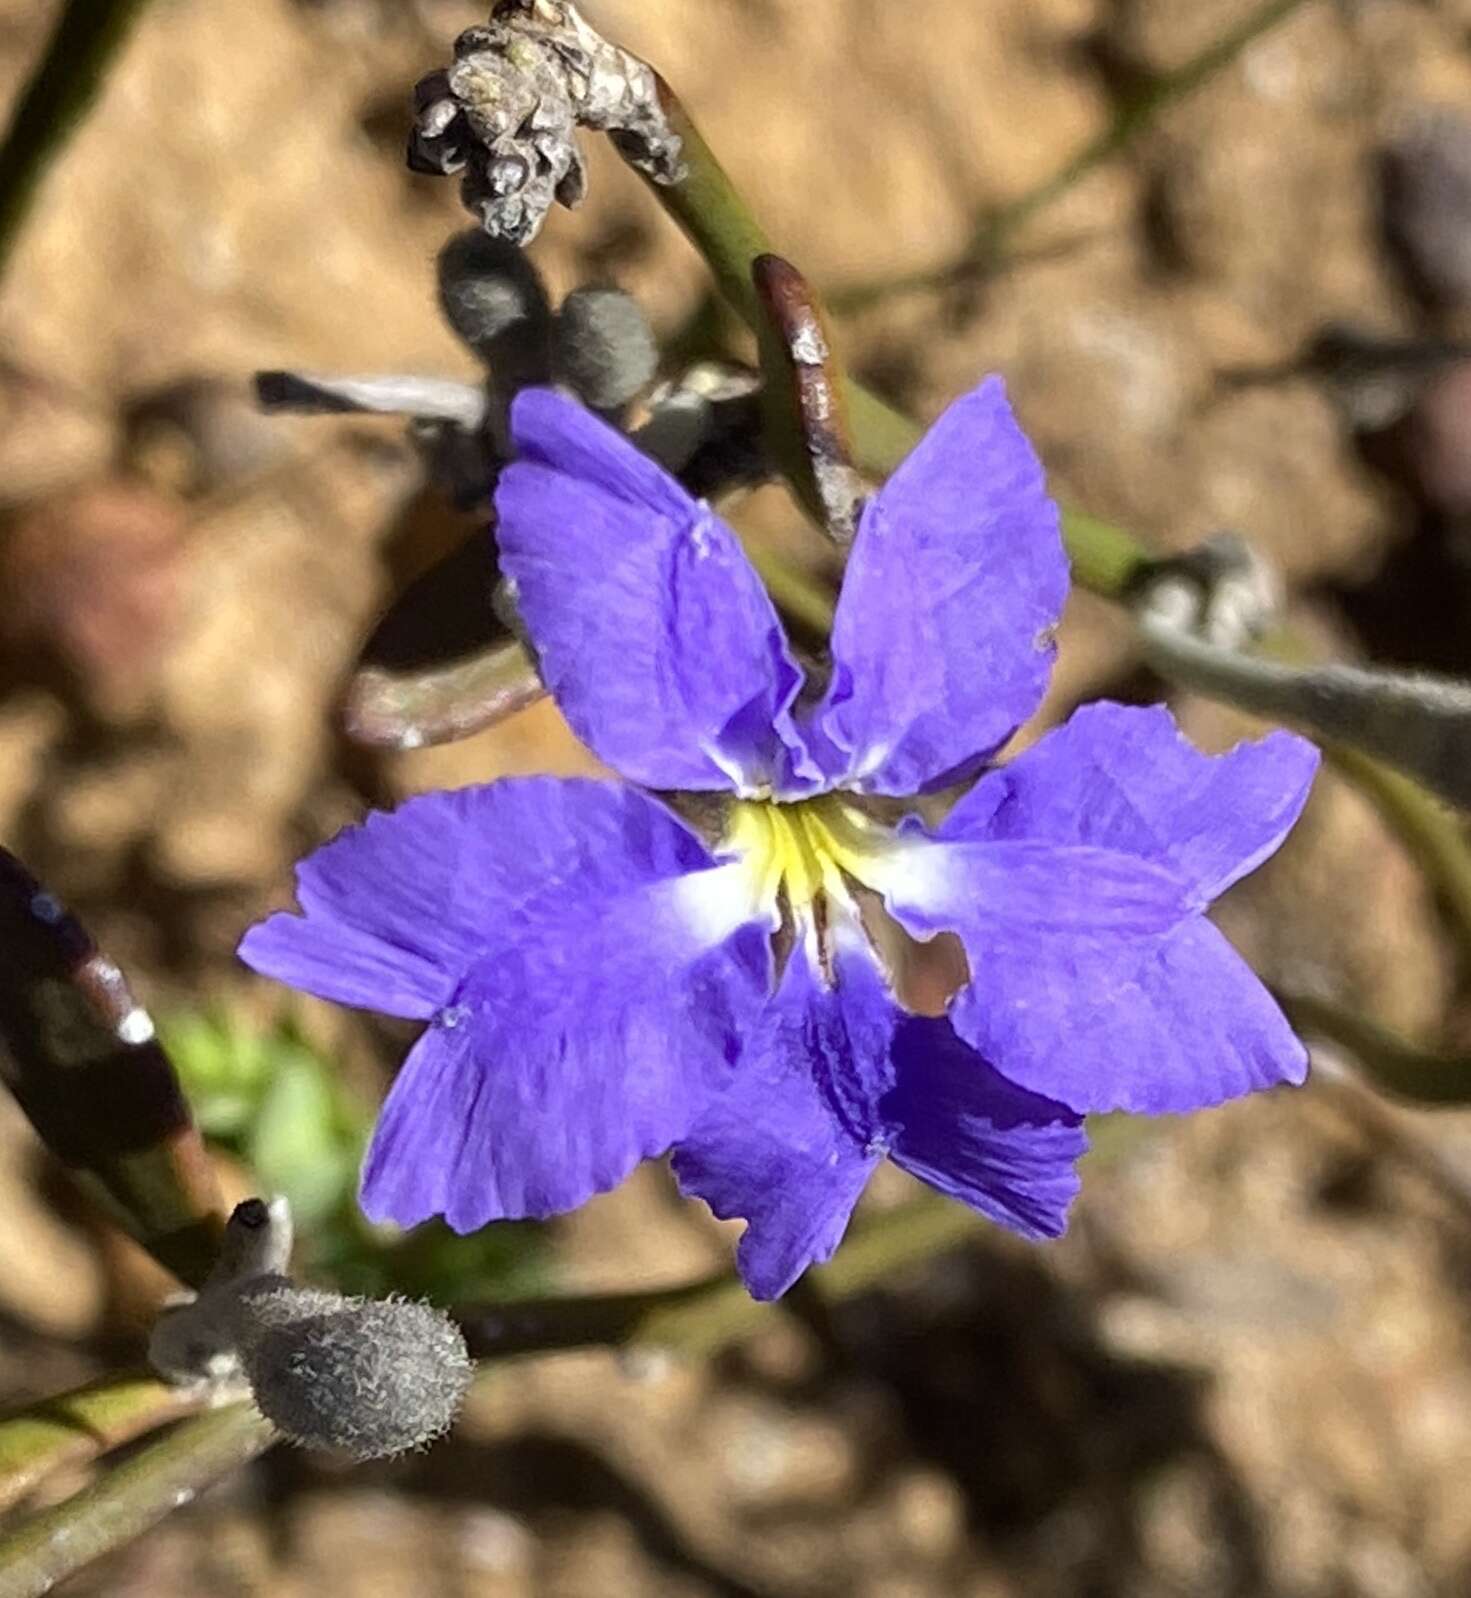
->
[[3, 0, 1471, 1592]]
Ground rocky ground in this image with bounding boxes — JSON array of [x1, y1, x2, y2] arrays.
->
[[4, 0, 1471, 1593]]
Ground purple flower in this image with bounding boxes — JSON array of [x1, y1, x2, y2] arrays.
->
[[240, 380, 1319, 1299]]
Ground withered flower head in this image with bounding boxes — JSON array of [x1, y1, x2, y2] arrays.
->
[[410, 1, 685, 246]]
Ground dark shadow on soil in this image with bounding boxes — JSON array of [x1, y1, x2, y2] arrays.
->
[[725, 1241, 1272, 1598]]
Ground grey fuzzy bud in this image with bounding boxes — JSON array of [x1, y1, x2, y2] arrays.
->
[[553, 288, 658, 413], [236, 1282, 473, 1461], [633, 363, 766, 492], [437, 231, 552, 364]]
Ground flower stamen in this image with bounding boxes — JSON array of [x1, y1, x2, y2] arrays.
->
[[721, 794, 894, 921]]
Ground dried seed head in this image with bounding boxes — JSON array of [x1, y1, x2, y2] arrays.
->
[[553, 287, 658, 412], [409, 2, 683, 246], [236, 1281, 473, 1461]]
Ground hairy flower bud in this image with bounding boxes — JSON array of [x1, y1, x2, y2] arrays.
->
[[553, 287, 658, 413], [437, 230, 552, 366], [235, 1281, 473, 1461], [150, 1197, 473, 1460]]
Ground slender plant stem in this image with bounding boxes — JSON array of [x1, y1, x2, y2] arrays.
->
[[649, 79, 923, 483], [621, 73, 1471, 944], [641, 78, 1157, 596], [832, 0, 1319, 310], [459, 1194, 996, 1361], [0, 1374, 203, 1516], [460, 1120, 1161, 1364], [1280, 990, 1471, 1104], [744, 543, 837, 637], [1061, 507, 1154, 598], [0, 0, 155, 281], [1315, 747, 1471, 969], [0, 1404, 275, 1598]]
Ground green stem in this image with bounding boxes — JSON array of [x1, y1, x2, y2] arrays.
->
[[1061, 507, 1154, 599], [1278, 989, 1471, 1105], [0, 0, 155, 282], [0, 1404, 275, 1598], [0, 1373, 202, 1516], [744, 544, 837, 637], [627, 69, 1471, 952], [833, 0, 1318, 309], [459, 1194, 988, 1361], [1318, 746, 1471, 970], [640, 82, 1156, 597], [459, 1120, 1157, 1364], [650, 79, 771, 343], [649, 80, 922, 482]]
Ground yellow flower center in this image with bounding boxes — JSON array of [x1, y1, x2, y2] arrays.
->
[[722, 794, 893, 916]]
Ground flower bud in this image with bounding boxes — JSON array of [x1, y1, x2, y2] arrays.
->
[[553, 288, 659, 413], [436, 230, 552, 366], [149, 1197, 473, 1461], [235, 1281, 473, 1461]]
